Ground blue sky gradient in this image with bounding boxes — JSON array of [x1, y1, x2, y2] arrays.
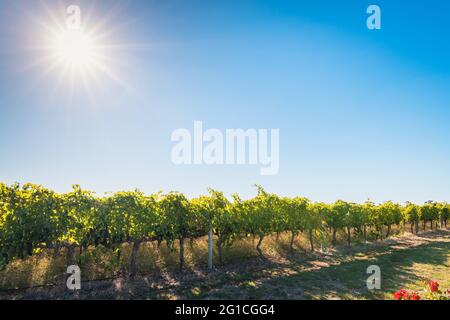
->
[[0, 0, 449, 203]]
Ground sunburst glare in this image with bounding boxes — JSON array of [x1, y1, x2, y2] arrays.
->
[[24, 1, 134, 104], [49, 29, 99, 71]]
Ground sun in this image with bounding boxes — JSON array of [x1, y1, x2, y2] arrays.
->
[[43, 22, 110, 80], [50, 29, 99, 71], [23, 1, 135, 101], [18, 1, 144, 105]]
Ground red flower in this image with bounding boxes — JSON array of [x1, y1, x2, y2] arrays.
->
[[392, 282, 448, 300], [393, 289, 409, 300], [410, 292, 421, 300], [427, 281, 439, 292], [393, 291, 402, 300]]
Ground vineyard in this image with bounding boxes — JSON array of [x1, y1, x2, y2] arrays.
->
[[0, 182, 449, 282]]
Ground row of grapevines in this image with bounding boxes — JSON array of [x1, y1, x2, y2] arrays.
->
[[0, 183, 448, 275]]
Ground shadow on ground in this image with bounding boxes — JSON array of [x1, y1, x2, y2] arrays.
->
[[0, 230, 448, 300]]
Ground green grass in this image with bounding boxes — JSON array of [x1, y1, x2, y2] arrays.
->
[[189, 232, 450, 300]]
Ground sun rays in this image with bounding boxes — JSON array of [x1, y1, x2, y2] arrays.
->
[[22, 1, 134, 105]]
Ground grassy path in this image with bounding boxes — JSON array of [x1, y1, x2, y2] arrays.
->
[[194, 232, 449, 300]]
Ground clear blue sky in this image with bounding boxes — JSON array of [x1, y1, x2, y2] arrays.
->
[[0, 0, 449, 203]]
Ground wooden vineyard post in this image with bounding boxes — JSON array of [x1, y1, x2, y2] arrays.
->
[[208, 224, 213, 270]]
